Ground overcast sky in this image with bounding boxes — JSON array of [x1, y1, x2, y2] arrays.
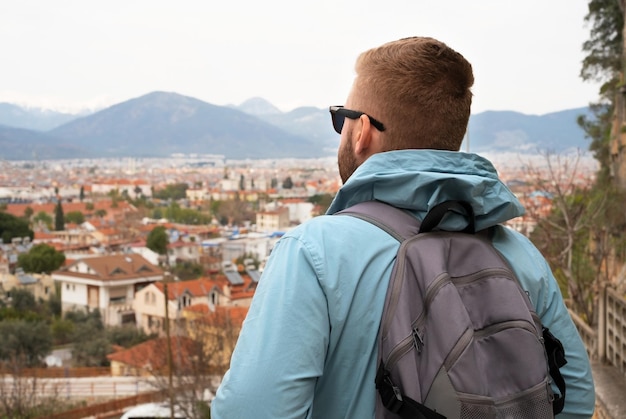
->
[[0, 0, 601, 116]]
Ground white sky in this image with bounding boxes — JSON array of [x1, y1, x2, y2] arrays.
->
[[0, 0, 601, 115]]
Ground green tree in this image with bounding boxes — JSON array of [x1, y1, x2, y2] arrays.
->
[[51, 317, 75, 345], [17, 243, 66, 274], [0, 319, 52, 367], [70, 310, 110, 367], [147, 225, 169, 255], [65, 210, 85, 224], [85, 202, 95, 211], [153, 183, 189, 200], [282, 176, 294, 189], [239, 174, 245, 190], [23, 206, 34, 220], [79, 185, 85, 202], [94, 208, 107, 218], [308, 193, 335, 215], [107, 325, 154, 348], [0, 212, 34, 244], [578, 0, 624, 180], [54, 201, 64, 231], [33, 211, 53, 230], [10, 289, 36, 314]]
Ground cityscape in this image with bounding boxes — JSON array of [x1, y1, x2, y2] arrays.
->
[[0, 148, 602, 417]]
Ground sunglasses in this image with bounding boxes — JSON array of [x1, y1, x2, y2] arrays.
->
[[329, 106, 386, 134]]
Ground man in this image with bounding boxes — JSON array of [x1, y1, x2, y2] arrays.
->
[[211, 36, 595, 418]]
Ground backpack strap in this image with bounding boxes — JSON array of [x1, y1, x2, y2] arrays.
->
[[543, 327, 567, 414], [336, 200, 421, 242]]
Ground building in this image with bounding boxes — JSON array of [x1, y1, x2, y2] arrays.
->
[[52, 253, 163, 326]]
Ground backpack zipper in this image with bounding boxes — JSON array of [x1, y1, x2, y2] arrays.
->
[[383, 270, 450, 370]]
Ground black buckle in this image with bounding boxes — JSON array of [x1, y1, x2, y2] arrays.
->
[[376, 363, 404, 413]]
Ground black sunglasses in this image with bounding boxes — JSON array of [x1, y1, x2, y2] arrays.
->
[[329, 106, 386, 134]]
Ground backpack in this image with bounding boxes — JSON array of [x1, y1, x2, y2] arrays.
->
[[339, 200, 566, 419]]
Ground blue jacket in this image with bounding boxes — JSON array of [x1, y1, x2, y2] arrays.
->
[[211, 150, 595, 418]]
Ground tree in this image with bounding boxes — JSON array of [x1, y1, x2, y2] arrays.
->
[[525, 152, 608, 325], [147, 225, 169, 255], [308, 193, 335, 215], [0, 319, 62, 418], [64, 210, 85, 225], [54, 201, 64, 231], [153, 183, 189, 200], [69, 309, 110, 367], [23, 206, 33, 220], [580, 0, 626, 186], [10, 289, 36, 314], [0, 212, 34, 244], [94, 208, 107, 218], [17, 243, 65, 274], [144, 310, 241, 419], [33, 211, 53, 231], [0, 319, 52, 367], [239, 174, 245, 190], [79, 185, 85, 202], [282, 176, 294, 189]]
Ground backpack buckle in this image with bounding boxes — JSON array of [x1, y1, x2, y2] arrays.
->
[[376, 363, 404, 413]]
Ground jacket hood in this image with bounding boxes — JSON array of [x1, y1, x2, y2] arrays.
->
[[326, 150, 525, 231]]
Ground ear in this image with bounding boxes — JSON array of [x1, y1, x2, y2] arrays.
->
[[354, 114, 374, 156]]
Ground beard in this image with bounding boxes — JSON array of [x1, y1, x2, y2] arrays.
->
[[338, 128, 359, 184]]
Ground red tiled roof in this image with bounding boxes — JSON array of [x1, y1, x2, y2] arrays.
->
[[106, 336, 196, 370]]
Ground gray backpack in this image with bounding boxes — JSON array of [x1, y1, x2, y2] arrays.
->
[[340, 200, 566, 419]]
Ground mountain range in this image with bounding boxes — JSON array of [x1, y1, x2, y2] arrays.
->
[[0, 91, 593, 161]]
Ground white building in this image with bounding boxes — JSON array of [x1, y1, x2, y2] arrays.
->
[[51, 253, 163, 326]]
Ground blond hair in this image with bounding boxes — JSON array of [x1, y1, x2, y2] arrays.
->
[[354, 37, 474, 151]]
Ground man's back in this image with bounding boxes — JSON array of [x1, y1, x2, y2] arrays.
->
[[211, 150, 595, 418]]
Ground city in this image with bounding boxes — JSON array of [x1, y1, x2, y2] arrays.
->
[[0, 151, 602, 418]]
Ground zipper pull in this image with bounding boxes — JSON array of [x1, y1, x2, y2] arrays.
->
[[412, 327, 424, 353]]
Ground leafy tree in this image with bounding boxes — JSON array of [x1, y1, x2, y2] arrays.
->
[[0, 212, 34, 244], [0, 319, 52, 367], [147, 225, 169, 255], [64, 210, 85, 224], [171, 261, 205, 280], [17, 243, 66, 274], [578, 0, 624, 181], [33, 211, 53, 230], [153, 183, 189, 200], [10, 289, 36, 314], [282, 176, 294, 189], [85, 202, 95, 211], [51, 317, 75, 345], [94, 208, 107, 218], [23, 206, 34, 220], [79, 185, 85, 202], [308, 193, 335, 215], [70, 310, 110, 367], [54, 201, 64, 231], [107, 325, 154, 348]]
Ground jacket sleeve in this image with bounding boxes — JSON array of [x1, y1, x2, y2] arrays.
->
[[211, 235, 328, 419], [493, 227, 595, 419]]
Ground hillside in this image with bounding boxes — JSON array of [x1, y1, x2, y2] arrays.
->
[[0, 93, 593, 160]]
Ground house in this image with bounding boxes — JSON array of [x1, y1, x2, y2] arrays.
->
[[133, 271, 256, 337], [167, 240, 202, 267], [133, 277, 220, 336], [107, 336, 196, 377], [0, 269, 55, 303], [51, 253, 163, 326], [255, 206, 290, 232]]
